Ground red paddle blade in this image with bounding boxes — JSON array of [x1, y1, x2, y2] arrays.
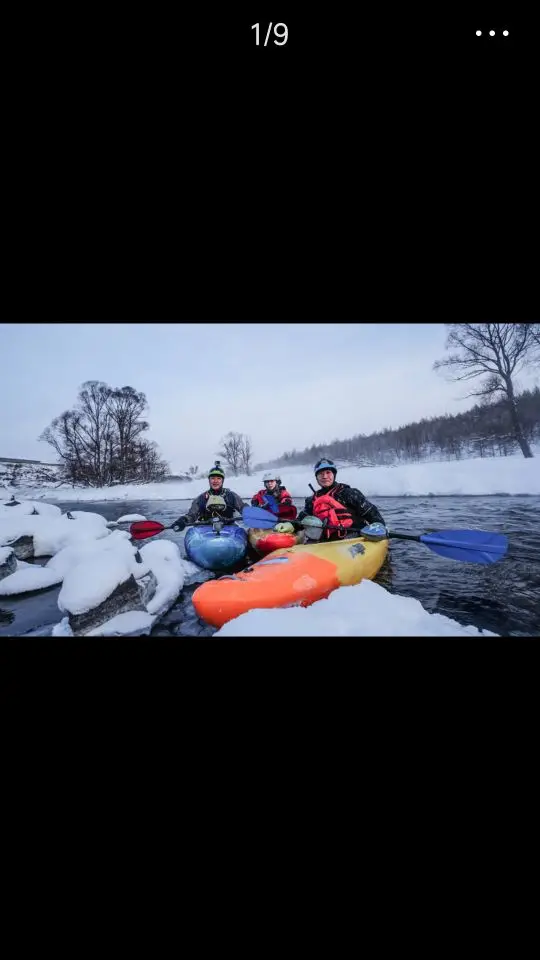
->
[[130, 520, 167, 540]]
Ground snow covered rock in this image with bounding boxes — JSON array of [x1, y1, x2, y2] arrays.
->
[[65, 574, 147, 635], [137, 570, 159, 607], [5, 535, 35, 560], [0, 511, 109, 557], [0, 546, 16, 581], [55, 541, 154, 633], [52, 538, 198, 636], [0, 530, 134, 597]]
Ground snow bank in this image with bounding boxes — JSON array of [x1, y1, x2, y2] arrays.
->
[[0, 546, 13, 564], [215, 579, 498, 638], [0, 510, 109, 557], [20, 451, 540, 501], [116, 514, 147, 523]]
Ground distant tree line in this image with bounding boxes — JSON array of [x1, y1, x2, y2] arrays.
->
[[256, 323, 540, 470], [256, 387, 540, 470], [39, 381, 170, 486]]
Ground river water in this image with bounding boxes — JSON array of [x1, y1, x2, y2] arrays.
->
[[1, 496, 539, 637]]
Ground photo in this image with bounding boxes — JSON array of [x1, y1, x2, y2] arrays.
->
[[1, 322, 539, 638]]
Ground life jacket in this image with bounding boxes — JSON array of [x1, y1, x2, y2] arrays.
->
[[199, 488, 236, 520], [312, 484, 353, 539]]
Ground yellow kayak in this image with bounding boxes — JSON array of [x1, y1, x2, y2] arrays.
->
[[192, 535, 389, 628]]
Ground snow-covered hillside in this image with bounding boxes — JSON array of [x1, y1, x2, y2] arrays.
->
[[0, 459, 62, 490], [8, 450, 540, 501]]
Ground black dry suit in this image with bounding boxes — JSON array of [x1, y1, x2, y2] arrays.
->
[[297, 482, 385, 537], [183, 486, 245, 525]]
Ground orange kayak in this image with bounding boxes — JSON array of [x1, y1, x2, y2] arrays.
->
[[192, 535, 388, 629]]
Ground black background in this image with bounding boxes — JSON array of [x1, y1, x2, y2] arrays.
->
[[11, 8, 539, 319]]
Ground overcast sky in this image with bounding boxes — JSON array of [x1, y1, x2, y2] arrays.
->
[[1, 323, 538, 472]]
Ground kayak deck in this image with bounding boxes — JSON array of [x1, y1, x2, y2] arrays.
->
[[184, 523, 247, 571], [192, 535, 388, 628]]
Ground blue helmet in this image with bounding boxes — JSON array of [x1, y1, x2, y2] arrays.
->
[[314, 457, 337, 478]]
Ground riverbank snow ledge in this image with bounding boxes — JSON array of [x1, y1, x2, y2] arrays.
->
[[215, 579, 499, 637], [10, 451, 540, 501]]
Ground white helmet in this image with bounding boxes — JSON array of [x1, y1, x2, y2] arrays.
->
[[263, 471, 279, 483]]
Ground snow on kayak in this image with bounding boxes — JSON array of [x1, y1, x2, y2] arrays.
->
[[215, 578, 499, 638]]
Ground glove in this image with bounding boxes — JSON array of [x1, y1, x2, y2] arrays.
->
[[172, 517, 187, 532], [360, 522, 388, 541]]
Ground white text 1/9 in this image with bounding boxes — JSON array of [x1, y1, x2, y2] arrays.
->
[[251, 23, 288, 46]]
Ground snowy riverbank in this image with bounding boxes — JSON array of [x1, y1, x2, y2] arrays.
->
[[7, 452, 540, 502]]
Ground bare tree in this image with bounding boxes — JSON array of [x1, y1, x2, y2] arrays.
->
[[39, 381, 170, 484], [188, 465, 198, 476], [217, 431, 244, 475], [240, 435, 253, 475], [106, 386, 149, 483], [434, 323, 536, 458], [526, 322, 540, 363]]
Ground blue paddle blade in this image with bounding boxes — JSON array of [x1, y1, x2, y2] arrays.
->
[[419, 529, 508, 564], [242, 506, 279, 529]]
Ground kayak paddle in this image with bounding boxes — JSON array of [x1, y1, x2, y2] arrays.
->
[[129, 516, 243, 540], [241, 506, 508, 565], [384, 528, 508, 565], [130, 520, 175, 540], [242, 505, 290, 527]]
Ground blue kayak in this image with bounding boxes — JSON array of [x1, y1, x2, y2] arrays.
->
[[184, 523, 248, 571]]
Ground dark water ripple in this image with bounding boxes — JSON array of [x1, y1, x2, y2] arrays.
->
[[1, 496, 539, 638]]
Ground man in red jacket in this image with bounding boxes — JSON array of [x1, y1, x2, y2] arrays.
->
[[251, 472, 297, 521]]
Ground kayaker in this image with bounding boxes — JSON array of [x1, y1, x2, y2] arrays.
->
[[172, 461, 245, 531], [296, 458, 386, 541], [251, 472, 297, 521]]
